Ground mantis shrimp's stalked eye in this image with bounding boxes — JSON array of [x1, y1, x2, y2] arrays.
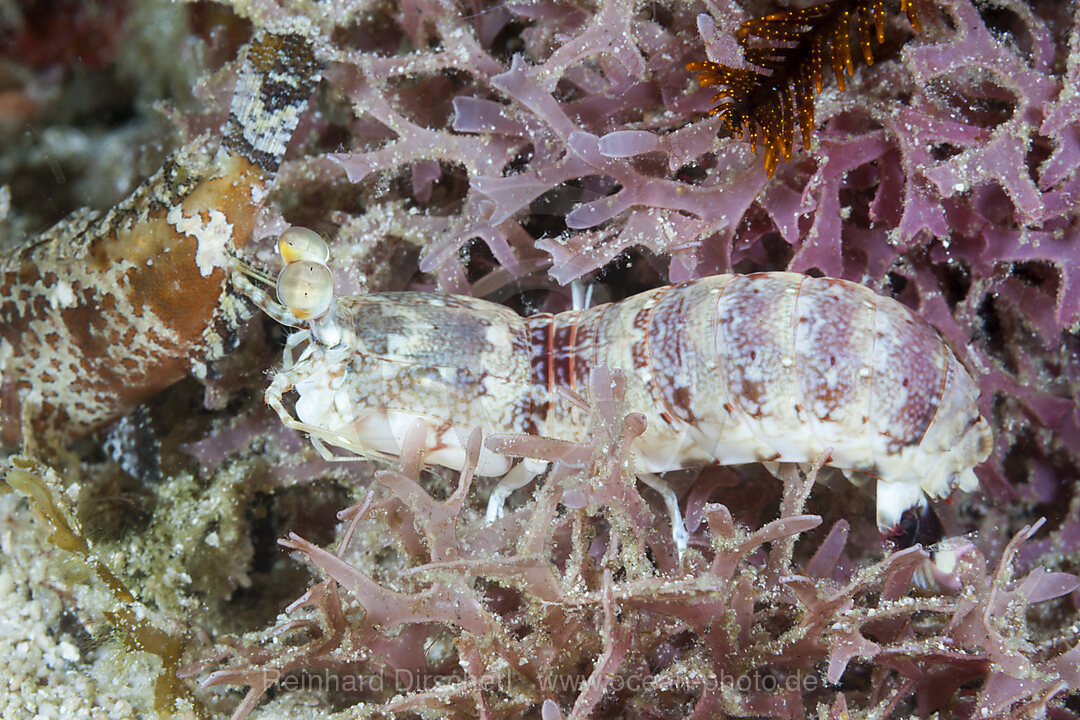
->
[[279, 226, 330, 265], [277, 260, 333, 320]]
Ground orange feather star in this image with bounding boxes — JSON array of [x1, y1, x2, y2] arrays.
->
[[689, 0, 924, 176]]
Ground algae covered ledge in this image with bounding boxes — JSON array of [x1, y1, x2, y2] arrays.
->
[[1, 0, 1079, 718]]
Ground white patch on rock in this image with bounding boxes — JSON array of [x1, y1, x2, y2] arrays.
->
[[165, 204, 234, 277], [47, 280, 77, 309], [0, 337, 13, 382], [249, 181, 267, 205]]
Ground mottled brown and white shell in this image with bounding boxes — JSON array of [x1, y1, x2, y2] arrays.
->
[[0, 32, 321, 449]]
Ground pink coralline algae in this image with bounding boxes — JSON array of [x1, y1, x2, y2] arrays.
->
[[189, 0, 1077, 715], [2, 0, 1079, 718], [197, 373, 1080, 719]]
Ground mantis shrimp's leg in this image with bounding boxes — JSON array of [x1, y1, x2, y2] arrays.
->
[[485, 459, 549, 523], [638, 471, 689, 558]]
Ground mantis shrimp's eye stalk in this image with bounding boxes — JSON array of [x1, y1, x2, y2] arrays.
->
[[277, 260, 333, 320], [279, 226, 330, 265]]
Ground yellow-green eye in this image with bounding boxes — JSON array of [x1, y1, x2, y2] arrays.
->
[[277, 260, 333, 320], [278, 226, 329, 265]]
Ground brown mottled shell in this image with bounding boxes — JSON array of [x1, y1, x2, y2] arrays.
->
[[0, 33, 321, 448]]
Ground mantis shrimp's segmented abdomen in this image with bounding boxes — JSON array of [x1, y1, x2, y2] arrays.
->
[[515, 273, 990, 521], [0, 32, 321, 447]]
